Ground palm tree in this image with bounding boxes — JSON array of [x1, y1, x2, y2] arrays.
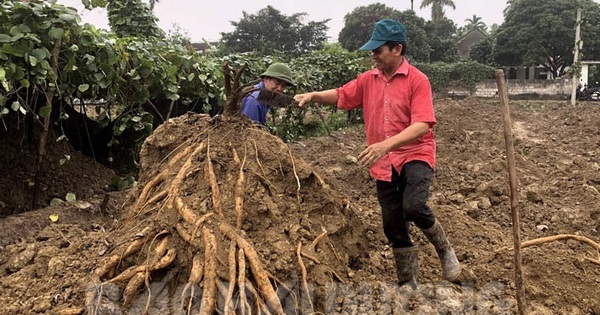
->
[[419, 0, 456, 22], [465, 14, 487, 31], [455, 26, 467, 38]]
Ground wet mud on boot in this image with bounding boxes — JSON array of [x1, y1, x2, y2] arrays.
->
[[423, 220, 460, 281], [422, 219, 461, 281], [392, 246, 419, 290]]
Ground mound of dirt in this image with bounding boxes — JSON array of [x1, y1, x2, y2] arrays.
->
[[1, 113, 370, 314], [0, 122, 116, 217], [0, 99, 599, 315]]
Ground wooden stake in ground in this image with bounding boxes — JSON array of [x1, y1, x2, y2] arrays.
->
[[496, 69, 526, 315], [571, 8, 582, 106]]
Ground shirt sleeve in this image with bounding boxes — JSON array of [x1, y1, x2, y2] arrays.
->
[[336, 76, 365, 111], [409, 74, 436, 127], [241, 95, 268, 125]]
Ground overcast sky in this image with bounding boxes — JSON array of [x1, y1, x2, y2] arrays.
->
[[53, 1, 528, 42]]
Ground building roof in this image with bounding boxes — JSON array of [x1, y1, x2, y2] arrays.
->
[[457, 28, 488, 58]]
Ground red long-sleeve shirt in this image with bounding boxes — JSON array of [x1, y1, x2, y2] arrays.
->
[[336, 59, 436, 182]]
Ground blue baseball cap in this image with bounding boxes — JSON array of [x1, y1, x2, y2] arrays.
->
[[359, 19, 407, 51]]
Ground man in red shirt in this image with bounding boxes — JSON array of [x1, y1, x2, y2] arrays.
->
[[294, 19, 460, 288]]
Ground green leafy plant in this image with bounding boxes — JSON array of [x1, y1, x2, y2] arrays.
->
[[109, 175, 136, 191], [50, 192, 77, 206], [416, 61, 495, 94]]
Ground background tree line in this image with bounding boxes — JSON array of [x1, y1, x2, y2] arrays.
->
[[2, 0, 600, 177], [212, 1, 600, 80], [70, 0, 600, 81]]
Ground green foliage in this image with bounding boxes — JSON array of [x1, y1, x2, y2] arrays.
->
[[221, 53, 281, 87], [337, 5, 431, 62], [166, 24, 192, 45], [568, 61, 583, 78], [400, 11, 432, 63], [109, 175, 136, 191], [589, 65, 600, 87], [416, 61, 495, 94], [50, 192, 76, 206], [110, 109, 152, 144], [0, 0, 82, 120], [291, 43, 371, 91], [419, 0, 456, 22], [463, 14, 487, 32], [469, 37, 495, 65], [220, 5, 329, 57], [518, 101, 545, 111], [452, 61, 496, 94], [106, 0, 164, 38], [50, 198, 64, 206], [273, 108, 350, 141], [425, 18, 459, 63], [65, 192, 76, 202], [415, 62, 452, 92], [82, 0, 108, 9], [495, 0, 600, 77], [0, 0, 225, 173], [270, 106, 308, 141], [338, 3, 399, 51]]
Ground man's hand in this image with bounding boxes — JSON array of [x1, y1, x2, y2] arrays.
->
[[293, 93, 313, 108], [359, 123, 430, 166], [294, 89, 338, 108], [358, 141, 390, 167]]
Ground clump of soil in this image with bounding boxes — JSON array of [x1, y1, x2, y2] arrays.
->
[[1, 98, 599, 315], [102, 113, 367, 312], [0, 123, 116, 217]]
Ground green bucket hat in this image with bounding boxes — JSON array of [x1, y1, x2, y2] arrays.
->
[[260, 63, 295, 86], [359, 19, 407, 51]]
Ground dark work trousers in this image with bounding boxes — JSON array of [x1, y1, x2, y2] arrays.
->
[[376, 161, 436, 248]]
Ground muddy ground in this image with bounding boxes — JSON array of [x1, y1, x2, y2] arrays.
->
[[0, 98, 599, 314]]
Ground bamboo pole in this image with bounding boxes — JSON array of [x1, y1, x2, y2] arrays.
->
[[495, 69, 526, 315], [571, 8, 582, 106]]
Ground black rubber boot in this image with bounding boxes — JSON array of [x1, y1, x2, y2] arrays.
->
[[392, 246, 419, 290], [422, 219, 461, 281]]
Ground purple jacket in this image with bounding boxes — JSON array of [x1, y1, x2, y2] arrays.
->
[[241, 81, 269, 125]]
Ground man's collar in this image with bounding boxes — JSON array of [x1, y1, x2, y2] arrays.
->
[[372, 57, 409, 77]]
